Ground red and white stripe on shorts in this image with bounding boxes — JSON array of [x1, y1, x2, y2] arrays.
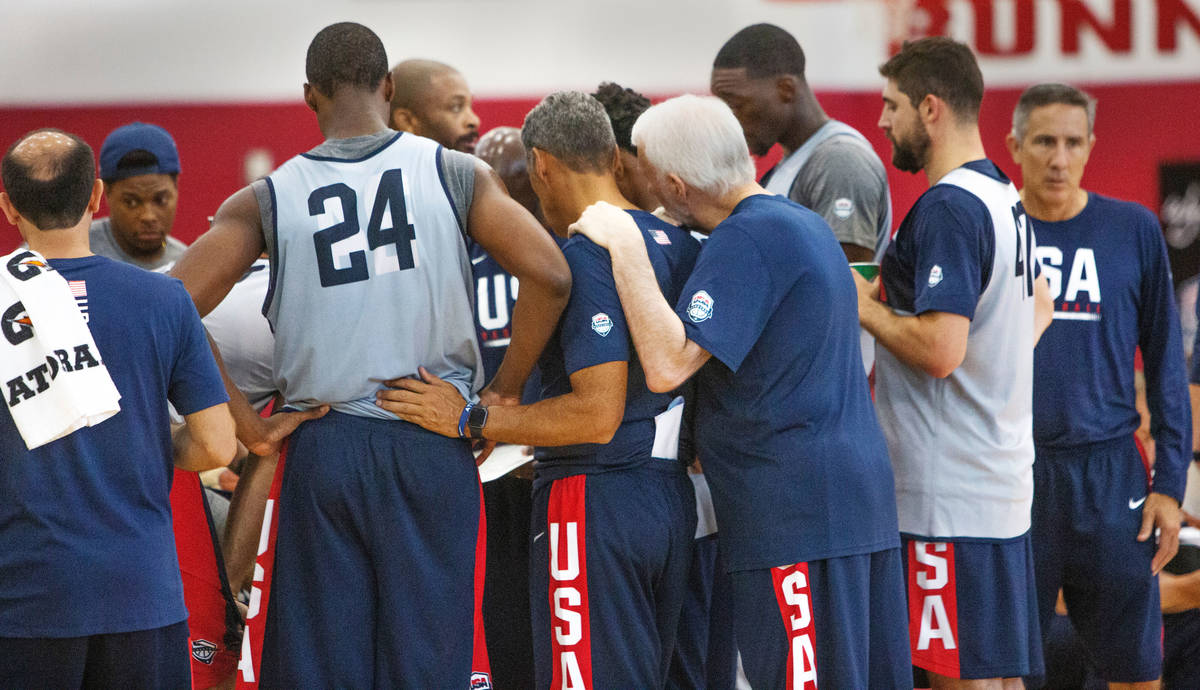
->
[[470, 475, 492, 687], [547, 475, 594, 689], [771, 562, 819, 689], [906, 540, 961, 678], [235, 441, 289, 688]]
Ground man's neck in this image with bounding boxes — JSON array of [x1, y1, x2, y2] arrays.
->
[[693, 182, 766, 231], [778, 92, 829, 156], [318, 100, 391, 141], [23, 223, 92, 259], [924, 125, 987, 186], [560, 175, 636, 234], [1022, 188, 1089, 222]]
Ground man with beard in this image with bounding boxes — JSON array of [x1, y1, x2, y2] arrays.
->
[[854, 37, 1053, 688], [389, 59, 481, 154], [711, 24, 892, 262]]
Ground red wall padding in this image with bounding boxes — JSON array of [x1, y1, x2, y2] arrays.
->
[[1, 81, 1197, 253]]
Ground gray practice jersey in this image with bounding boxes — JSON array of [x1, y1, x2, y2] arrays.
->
[[256, 130, 481, 419], [763, 120, 892, 259]]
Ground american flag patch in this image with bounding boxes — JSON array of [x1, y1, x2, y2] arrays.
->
[[68, 280, 89, 322], [653, 229, 671, 245]]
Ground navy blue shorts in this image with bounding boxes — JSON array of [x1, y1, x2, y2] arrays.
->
[[0, 620, 190, 688], [731, 547, 911, 689], [260, 412, 489, 688], [901, 533, 1043, 679], [1032, 436, 1162, 683], [667, 534, 737, 690], [531, 463, 695, 689]]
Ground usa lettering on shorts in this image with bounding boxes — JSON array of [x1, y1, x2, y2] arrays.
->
[[907, 541, 961, 677], [772, 562, 819, 689], [548, 476, 593, 690]]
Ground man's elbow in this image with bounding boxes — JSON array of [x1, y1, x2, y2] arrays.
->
[[646, 365, 689, 394], [585, 407, 623, 444], [196, 434, 238, 471], [922, 347, 965, 379]]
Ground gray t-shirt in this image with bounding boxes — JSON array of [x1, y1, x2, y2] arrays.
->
[[764, 120, 892, 258], [88, 217, 187, 271]]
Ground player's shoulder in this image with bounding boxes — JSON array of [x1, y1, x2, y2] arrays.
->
[[1086, 192, 1159, 228], [806, 131, 886, 173], [627, 209, 701, 250]]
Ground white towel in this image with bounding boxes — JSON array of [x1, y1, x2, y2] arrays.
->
[[0, 249, 120, 449]]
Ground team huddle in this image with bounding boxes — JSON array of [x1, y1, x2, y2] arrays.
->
[[0, 17, 1194, 690]]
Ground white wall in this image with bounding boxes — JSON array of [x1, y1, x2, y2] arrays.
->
[[2, 0, 1198, 105]]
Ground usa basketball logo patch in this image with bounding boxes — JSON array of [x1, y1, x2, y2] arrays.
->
[[928, 264, 943, 287], [191, 639, 217, 665], [591, 312, 613, 337], [687, 290, 714, 323], [470, 672, 494, 689]]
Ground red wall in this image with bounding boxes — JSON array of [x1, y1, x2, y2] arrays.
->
[[2, 80, 1198, 253]]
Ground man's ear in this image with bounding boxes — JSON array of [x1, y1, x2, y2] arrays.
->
[[390, 108, 419, 134], [381, 72, 395, 107], [530, 148, 552, 185], [87, 179, 104, 215], [665, 173, 687, 203], [303, 83, 318, 113], [775, 75, 798, 104], [1005, 131, 1021, 164], [0, 192, 21, 227]]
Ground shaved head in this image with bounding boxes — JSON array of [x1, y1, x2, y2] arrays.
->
[[388, 59, 480, 152], [475, 126, 541, 221], [2, 129, 97, 230], [390, 59, 459, 112]]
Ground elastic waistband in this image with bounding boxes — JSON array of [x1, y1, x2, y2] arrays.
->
[[1035, 434, 1135, 459]]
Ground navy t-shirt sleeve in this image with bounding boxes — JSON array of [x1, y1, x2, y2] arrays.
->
[[559, 240, 630, 375], [166, 281, 230, 415], [909, 192, 993, 319], [676, 226, 775, 373]]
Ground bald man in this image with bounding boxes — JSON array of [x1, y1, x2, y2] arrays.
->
[[389, 59, 481, 153]]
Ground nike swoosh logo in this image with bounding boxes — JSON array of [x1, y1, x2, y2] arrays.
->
[[1129, 496, 1147, 510], [533, 531, 545, 543], [471, 256, 487, 265]]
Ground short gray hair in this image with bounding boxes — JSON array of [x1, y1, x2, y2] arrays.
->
[[521, 91, 616, 174], [1012, 83, 1096, 140], [630, 95, 755, 198]]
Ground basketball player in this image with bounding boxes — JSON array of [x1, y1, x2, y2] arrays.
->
[[1007, 83, 1187, 689], [389, 59, 480, 154], [855, 37, 1054, 687], [90, 122, 188, 270], [170, 22, 569, 687], [711, 23, 892, 261], [569, 94, 910, 689], [379, 90, 700, 689]]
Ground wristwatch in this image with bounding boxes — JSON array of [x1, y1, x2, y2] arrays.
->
[[467, 404, 489, 439]]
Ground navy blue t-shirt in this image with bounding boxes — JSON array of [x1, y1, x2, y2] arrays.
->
[[1033, 193, 1190, 501], [0, 256, 228, 637], [677, 194, 899, 571], [534, 211, 700, 482]]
